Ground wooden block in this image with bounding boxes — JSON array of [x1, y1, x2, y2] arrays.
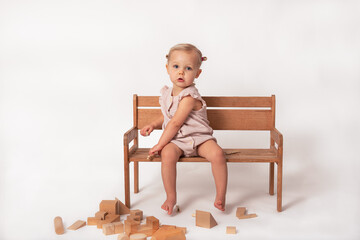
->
[[130, 209, 143, 221], [176, 227, 186, 234], [151, 228, 185, 240], [114, 222, 124, 234], [226, 226, 236, 234], [100, 200, 117, 215], [87, 217, 99, 225], [238, 213, 257, 219], [116, 197, 130, 215], [130, 233, 147, 240], [95, 211, 108, 220], [125, 219, 140, 235], [146, 216, 159, 230], [236, 207, 258, 219], [138, 224, 156, 236], [97, 214, 121, 229], [164, 230, 186, 240], [68, 220, 86, 230], [103, 223, 115, 235], [159, 225, 176, 230], [54, 216, 64, 235], [127, 215, 141, 224], [195, 210, 217, 229], [118, 233, 130, 240]]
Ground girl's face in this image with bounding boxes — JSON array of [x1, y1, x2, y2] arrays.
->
[[166, 50, 202, 92]]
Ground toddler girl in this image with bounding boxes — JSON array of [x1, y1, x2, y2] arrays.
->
[[140, 43, 228, 215]]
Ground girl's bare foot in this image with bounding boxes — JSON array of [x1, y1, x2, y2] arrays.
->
[[161, 199, 176, 215], [214, 196, 225, 211]]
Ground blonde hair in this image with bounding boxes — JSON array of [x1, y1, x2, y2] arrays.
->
[[166, 43, 207, 67]]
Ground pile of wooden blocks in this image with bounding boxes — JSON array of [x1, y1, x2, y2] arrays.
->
[[86, 198, 186, 240]]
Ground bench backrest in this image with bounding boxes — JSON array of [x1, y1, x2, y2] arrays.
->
[[133, 95, 275, 131]]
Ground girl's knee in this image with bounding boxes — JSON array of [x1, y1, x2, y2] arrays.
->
[[161, 145, 180, 164], [209, 148, 226, 164]]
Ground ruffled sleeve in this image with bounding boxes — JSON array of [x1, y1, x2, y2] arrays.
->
[[178, 85, 201, 101], [160, 85, 169, 96], [159, 85, 169, 105]]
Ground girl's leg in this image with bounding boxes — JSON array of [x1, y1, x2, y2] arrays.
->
[[160, 142, 183, 215], [197, 140, 228, 211]]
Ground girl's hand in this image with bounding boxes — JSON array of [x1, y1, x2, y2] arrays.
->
[[149, 144, 163, 156], [140, 125, 154, 136]]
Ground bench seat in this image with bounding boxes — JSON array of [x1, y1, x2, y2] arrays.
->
[[129, 148, 279, 163]]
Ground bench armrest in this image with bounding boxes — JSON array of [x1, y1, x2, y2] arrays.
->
[[271, 128, 283, 148], [124, 126, 138, 147]]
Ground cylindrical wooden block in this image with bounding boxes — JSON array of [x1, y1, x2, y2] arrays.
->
[[130, 233, 147, 240], [54, 216, 64, 235]]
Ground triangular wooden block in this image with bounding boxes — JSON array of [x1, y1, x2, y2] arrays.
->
[[195, 210, 217, 229], [68, 220, 86, 230], [116, 197, 130, 215]]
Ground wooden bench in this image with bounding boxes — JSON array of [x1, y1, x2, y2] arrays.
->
[[123, 94, 284, 212]]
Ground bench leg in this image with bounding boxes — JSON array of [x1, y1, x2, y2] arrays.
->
[[134, 161, 139, 193], [277, 160, 283, 212], [269, 162, 274, 195], [124, 159, 131, 209]]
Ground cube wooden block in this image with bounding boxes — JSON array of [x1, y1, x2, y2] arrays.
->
[[130, 209, 143, 221], [103, 223, 115, 235], [226, 226, 236, 234], [125, 219, 140, 235], [146, 216, 159, 230], [195, 210, 217, 229], [114, 222, 124, 234]]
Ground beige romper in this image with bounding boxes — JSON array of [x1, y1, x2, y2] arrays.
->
[[159, 85, 216, 157]]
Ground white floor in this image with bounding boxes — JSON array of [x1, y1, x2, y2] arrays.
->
[[1, 158, 359, 240]]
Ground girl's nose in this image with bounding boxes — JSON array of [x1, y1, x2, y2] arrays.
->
[[178, 70, 184, 75]]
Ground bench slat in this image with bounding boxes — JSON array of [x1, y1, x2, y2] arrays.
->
[[137, 109, 273, 130], [207, 109, 273, 130], [137, 96, 273, 107], [129, 148, 279, 163], [203, 96, 272, 107]]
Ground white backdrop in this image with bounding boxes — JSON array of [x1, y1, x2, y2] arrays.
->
[[1, 1, 359, 240]]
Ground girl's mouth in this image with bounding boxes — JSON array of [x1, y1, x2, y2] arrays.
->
[[177, 78, 184, 82]]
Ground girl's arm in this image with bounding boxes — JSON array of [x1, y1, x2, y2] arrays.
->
[[149, 96, 196, 155], [140, 115, 164, 136]]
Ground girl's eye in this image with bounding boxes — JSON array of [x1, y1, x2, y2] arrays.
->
[[186, 67, 192, 71], [173, 65, 178, 69]]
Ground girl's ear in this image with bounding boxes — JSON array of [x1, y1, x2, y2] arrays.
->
[[166, 64, 170, 74], [195, 69, 202, 78]]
